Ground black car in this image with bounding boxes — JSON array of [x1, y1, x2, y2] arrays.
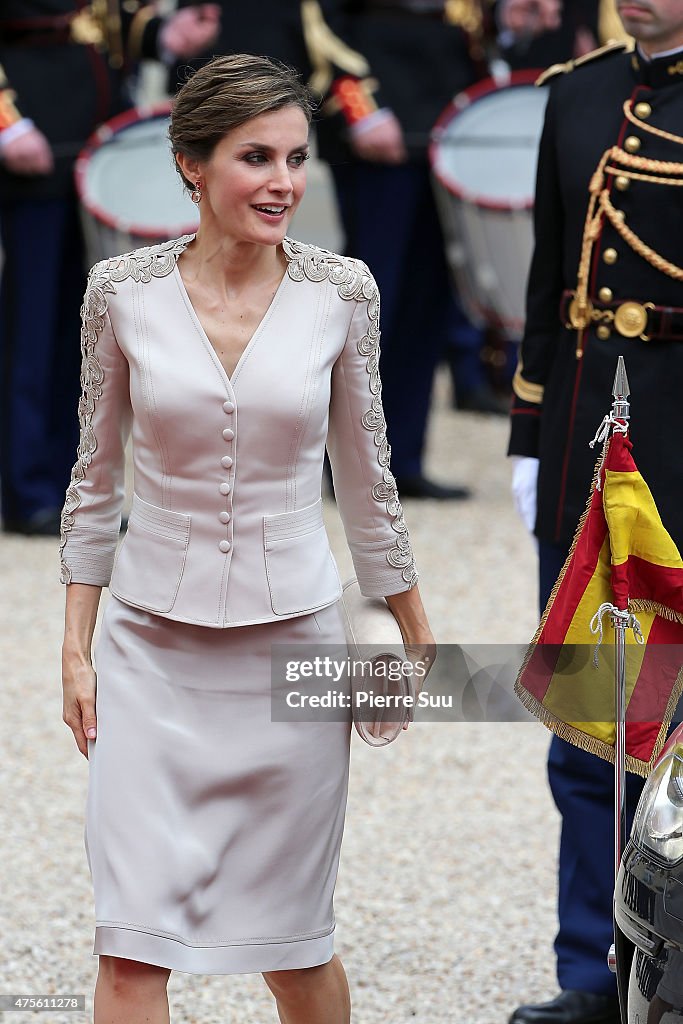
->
[[615, 726, 683, 1021]]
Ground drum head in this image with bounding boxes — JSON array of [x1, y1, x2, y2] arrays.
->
[[431, 81, 549, 209], [77, 107, 199, 240]]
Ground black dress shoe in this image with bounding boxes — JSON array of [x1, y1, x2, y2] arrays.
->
[[509, 990, 621, 1024], [3, 508, 62, 536], [394, 474, 471, 501], [455, 385, 511, 416]]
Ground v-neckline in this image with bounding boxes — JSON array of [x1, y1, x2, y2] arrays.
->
[[174, 236, 291, 388]]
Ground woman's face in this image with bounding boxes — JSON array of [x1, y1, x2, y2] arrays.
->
[[189, 104, 310, 246]]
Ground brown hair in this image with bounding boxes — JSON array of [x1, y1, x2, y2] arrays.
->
[[169, 54, 316, 190]]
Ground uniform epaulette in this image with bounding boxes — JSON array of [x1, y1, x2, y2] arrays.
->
[[535, 40, 630, 87]]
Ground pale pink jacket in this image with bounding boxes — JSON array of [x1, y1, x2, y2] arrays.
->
[[59, 234, 418, 627]]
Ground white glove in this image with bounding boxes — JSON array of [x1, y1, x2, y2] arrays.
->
[[511, 456, 539, 535]]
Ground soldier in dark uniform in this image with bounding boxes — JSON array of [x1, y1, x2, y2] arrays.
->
[[302, 0, 560, 500], [0, 1, 219, 534], [509, 1, 683, 1020]]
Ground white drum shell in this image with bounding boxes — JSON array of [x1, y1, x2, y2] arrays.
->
[[430, 79, 549, 338]]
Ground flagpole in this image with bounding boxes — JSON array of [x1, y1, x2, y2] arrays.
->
[[610, 355, 630, 877], [596, 356, 631, 991], [612, 610, 627, 878]]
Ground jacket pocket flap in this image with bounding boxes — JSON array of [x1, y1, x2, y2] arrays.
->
[[129, 492, 191, 544], [262, 499, 341, 615], [263, 498, 324, 547]]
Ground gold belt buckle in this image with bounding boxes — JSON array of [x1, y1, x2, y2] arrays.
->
[[69, 8, 105, 47], [614, 301, 654, 340], [567, 295, 594, 331]]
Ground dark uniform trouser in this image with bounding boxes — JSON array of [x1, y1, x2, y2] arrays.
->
[[330, 159, 482, 478], [0, 193, 84, 524], [539, 540, 645, 995]]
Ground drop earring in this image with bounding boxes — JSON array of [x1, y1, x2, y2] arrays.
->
[[191, 179, 202, 204]]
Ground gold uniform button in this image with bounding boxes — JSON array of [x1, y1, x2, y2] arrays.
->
[[634, 101, 652, 119], [596, 325, 611, 340], [599, 287, 613, 303], [615, 175, 630, 191], [625, 135, 641, 153], [603, 248, 618, 265]]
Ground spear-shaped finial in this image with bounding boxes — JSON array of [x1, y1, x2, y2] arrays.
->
[[612, 355, 630, 421]]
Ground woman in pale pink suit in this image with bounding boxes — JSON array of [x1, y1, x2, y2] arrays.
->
[[59, 55, 434, 1023]]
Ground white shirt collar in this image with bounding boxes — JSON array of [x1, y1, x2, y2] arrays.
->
[[637, 41, 683, 62]]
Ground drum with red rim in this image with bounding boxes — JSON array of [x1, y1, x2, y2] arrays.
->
[[430, 72, 549, 338], [75, 104, 199, 264]]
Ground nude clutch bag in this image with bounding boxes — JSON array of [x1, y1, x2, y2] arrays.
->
[[339, 577, 413, 746]]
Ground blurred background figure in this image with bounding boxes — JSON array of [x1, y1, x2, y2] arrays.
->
[[297, 0, 563, 500], [171, 0, 309, 81], [0, 1, 219, 536]]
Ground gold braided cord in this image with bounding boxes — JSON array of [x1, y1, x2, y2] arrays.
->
[[599, 190, 683, 280], [607, 145, 683, 176], [623, 99, 683, 146], [572, 150, 612, 338], [570, 143, 683, 355], [605, 164, 683, 186]]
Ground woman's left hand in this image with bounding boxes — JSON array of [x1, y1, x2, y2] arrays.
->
[[384, 584, 436, 728]]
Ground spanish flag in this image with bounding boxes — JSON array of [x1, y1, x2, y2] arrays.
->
[[516, 430, 683, 776]]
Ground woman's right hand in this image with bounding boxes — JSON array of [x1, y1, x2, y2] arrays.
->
[[62, 652, 97, 759]]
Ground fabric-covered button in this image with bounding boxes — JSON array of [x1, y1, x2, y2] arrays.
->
[[223, 401, 235, 413], [219, 511, 231, 524], [219, 482, 231, 495], [221, 455, 233, 469], [218, 540, 231, 553], [222, 428, 234, 441]]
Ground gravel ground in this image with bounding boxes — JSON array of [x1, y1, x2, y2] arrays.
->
[[0, 373, 561, 1023]]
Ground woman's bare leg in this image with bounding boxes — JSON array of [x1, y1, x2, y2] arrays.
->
[[263, 955, 351, 1024], [94, 955, 171, 1024]]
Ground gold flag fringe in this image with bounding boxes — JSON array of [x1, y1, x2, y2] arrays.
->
[[629, 599, 683, 626]]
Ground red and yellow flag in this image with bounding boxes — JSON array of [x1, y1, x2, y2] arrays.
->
[[516, 430, 683, 776]]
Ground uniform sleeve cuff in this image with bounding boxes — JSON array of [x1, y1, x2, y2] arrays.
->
[[0, 117, 34, 151], [508, 405, 541, 457]]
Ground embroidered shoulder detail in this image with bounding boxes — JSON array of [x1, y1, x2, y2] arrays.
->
[[283, 237, 418, 588], [59, 235, 194, 583]]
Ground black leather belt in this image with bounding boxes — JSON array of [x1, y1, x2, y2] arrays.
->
[[560, 290, 683, 342]]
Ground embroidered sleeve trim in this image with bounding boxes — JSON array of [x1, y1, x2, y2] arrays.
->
[[59, 235, 195, 584], [283, 236, 418, 589]]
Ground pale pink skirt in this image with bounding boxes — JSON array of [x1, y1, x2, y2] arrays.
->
[[85, 595, 351, 975]]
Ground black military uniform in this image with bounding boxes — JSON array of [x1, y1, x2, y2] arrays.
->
[[510, 41, 683, 552], [508, 41, 683, 1021], [0, 1, 163, 533]]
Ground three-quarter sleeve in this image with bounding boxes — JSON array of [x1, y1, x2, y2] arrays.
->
[[327, 271, 418, 598], [59, 266, 132, 586]]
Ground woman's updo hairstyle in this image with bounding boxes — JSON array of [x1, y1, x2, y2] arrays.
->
[[170, 54, 317, 190]]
